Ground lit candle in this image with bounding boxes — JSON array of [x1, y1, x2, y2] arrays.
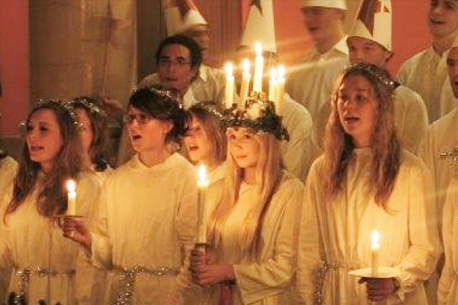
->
[[66, 179, 77, 216], [239, 59, 251, 109], [269, 68, 278, 103], [371, 230, 380, 277], [253, 42, 264, 93], [225, 62, 235, 109], [197, 164, 209, 245], [276, 65, 286, 115]]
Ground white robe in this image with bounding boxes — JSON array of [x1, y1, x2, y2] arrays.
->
[[90, 153, 197, 305], [0, 172, 101, 305], [397, 47, 456, 123], [0, 157, 17, 198], [286, 36, 349, 119], [438, 177, 458, 305], [199, 171, 309, 305], [281, 94, 314, 180], [302, 149, 441, 305], [419, 108, 458, 229]]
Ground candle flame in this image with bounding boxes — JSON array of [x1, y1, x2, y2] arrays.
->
[[255, 42, 262, 57], [225, 62, 233, 77], [242, 59, 250, 74], [197, 164, 208, 184], [278, 65, 286, 79], [270, 68, 277, 80], [371, 230, 380, 250], [66, 179, 76, 192]]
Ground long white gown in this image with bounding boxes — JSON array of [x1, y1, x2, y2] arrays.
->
[[300, 149, 441, 305], [397, 47, 456, 123], [89, 153, 197, 305], [438, 177, 458, 305], [199, 171, 312, 305], [0, 172, 101, 305]]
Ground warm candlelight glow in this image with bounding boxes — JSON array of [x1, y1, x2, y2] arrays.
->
[[253, 42, 264, 92], [371, 230, 380, 250], [371, 230, 380, 277], [276, 65, 286, 115], [269, 68, 278, 103], [255, 42, 262, 57], [66, 179, 77, 216], [197, 164, 209, 187], [197, 164, 209, 246], [225, 62, 235, 109], [239, 59, 251, 109]]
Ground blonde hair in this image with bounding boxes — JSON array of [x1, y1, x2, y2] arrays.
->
[[208, 131, 282, 258]]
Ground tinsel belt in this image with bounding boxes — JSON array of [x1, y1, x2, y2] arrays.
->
[[112, 265, 179, 305]]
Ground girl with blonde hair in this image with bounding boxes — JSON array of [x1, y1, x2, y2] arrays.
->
[[191, 98, 319, 305], [297, 63, 441, 305]]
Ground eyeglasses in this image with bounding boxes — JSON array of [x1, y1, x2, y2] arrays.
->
[[158, 58, 191, 69], [122, 113, 152, 125]]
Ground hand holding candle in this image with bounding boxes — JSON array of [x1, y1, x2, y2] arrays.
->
[[371, 230, 380, 277], [66, 179, 77, 216], [225, 62, 235, 109], [197, 164, 209, 246]]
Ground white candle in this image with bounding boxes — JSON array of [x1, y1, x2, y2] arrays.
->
[[225, 62, 235, 109], [253, 42, 264, 93], [197, 164, 209, 245], [66, 179, 77, 216], [276, 65, 286, 115], [239, 59, 251, 109], [371, 230, 380, 277], [269, 68, 278, 103]]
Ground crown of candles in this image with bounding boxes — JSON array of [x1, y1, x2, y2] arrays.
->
[[223, 42, 288, 139]]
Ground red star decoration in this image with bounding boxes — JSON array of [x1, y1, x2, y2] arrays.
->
[[251, 0, 263, 15], [358, 0, 389, 34], [173, 0, 198, 19]]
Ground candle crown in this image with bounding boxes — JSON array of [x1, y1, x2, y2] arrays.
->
[[221, 92, 289, 141]]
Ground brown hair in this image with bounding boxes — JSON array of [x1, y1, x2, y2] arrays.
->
[[324, 63, 400, 208], [70, 96, 110, 171], [187, 103, 226, 165], [5, 100, 81, 218]]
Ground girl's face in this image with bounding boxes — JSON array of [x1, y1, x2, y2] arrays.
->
[[227, 127, 260, 169], [76, 108, 94, 159], [184, 116, 212, 164], [125, 106, 172, 154], [337, 74, 378, 148], [26, 109, 64, 172]]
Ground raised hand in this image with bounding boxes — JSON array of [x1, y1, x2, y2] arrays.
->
[[61, 217, 92, 251]]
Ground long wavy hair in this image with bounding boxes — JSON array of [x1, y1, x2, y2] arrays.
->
[[70, 96, 110, 171], [324, 63, 400, 208], [208, 130, 283, 258], [5, 100, 81, 219]]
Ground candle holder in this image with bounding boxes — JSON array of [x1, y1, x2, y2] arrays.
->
[[349, 266, 398, 278]]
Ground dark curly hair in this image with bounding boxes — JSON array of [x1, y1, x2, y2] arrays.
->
[[128, 86, 190, 145]]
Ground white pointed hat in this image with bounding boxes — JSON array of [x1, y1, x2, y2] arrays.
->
[[349, 0, 392, 50], [300, 0, 347, 10], [163, 0, 208, 36], [240, 0, 277, 53]]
